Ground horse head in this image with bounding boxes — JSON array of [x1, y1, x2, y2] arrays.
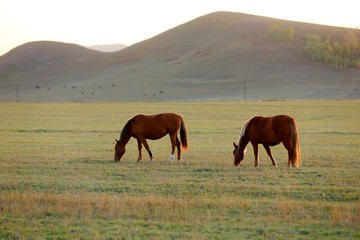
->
[[233, 141, 247, 166], [114, 139, 126, 161]]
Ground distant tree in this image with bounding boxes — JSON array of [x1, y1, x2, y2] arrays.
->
[[339, 43, 351, 58], [355, 60, 360, 68], [284, 26, 295, 42], [352, 60, 360, 68], [322, 34, 330, 42], [303, 34, 321, 42], [344, 31, 359, 50], [268, 23, 295, 42], [268, 23, 284, 41], [333, 41, 341, 55], [325, 41, 334, 55]]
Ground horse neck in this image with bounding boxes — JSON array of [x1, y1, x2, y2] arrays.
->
[[119, 118, 134, 146], [238, 119, 251, 152], [238, 136, 249, 152], [119, 126, 132, 147], [119, 134, 131, 147]]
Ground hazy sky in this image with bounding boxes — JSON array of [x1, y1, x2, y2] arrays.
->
[[0, 0, 359, 56]]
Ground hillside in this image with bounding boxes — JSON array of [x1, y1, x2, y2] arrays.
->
[[0, 41, 116, 101], [0, 12, 359, 102]]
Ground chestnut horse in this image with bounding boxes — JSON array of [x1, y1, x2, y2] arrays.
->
[[114, 113, 188, 162], [233, 115, 301, 168]]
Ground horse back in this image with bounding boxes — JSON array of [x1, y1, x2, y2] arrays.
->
[[132, 113, 181, 139], [270, 115, 295, 142], [249, 115, 293, 145]]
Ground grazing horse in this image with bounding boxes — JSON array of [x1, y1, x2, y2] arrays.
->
[[233, 115, 301, 168], [114, 113, 188, 162]]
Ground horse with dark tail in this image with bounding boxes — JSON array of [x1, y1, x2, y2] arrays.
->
[[180, 116, 188, 152], [115, 113, 188, 162]]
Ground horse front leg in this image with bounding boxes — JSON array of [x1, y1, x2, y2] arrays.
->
[[263, 145, 277, 167], [139, 137, 154, 161], [136, 138, 142, 162], [251, 141, 259, 167]]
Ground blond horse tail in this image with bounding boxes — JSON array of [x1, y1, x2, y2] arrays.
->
[[290, 118, 301, 167]]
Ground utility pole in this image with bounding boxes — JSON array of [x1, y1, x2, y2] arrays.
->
[[16, 84, 19, 102], [243, 80, 246, 102]]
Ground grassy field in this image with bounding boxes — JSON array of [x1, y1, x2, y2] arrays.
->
[[0, 100, 359, 239]]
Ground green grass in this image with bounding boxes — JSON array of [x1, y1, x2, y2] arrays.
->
[[0, 101, 360, 239]]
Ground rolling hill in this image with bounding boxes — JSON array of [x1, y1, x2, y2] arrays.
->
[[0, 11, 359, 102]]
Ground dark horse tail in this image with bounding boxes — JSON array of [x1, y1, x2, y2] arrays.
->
[[290, 118, 301, 168], [179, 116, 188, 151]]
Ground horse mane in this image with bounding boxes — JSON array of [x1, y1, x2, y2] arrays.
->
[[238, 118, 251, 144], [120, 117, 135, 141]]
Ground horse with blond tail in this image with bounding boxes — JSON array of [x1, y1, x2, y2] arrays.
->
[[233, 115, 301, 168]]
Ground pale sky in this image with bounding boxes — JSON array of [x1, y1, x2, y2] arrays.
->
[[0, 0, 359, 56]]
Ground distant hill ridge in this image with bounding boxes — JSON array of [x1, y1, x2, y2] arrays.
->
[[0, 11, 359, 102], [1, 41, 99, 69], [84, 44, 127, 52]]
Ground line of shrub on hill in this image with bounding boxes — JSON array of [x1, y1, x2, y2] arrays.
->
[[300, 32, 360, 69], [266, 22, 360, 70]]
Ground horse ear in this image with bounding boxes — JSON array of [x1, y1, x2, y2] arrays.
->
[[115, 138, 118, 143], [233, 142, 238, 149]]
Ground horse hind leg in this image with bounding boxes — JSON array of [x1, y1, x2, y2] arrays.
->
[[288, 149, 297, 168], [176, 136, 181, 161], [283, 140, 297, 168], [169, 134, 177, 161], [263, 145, 277, 167]]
